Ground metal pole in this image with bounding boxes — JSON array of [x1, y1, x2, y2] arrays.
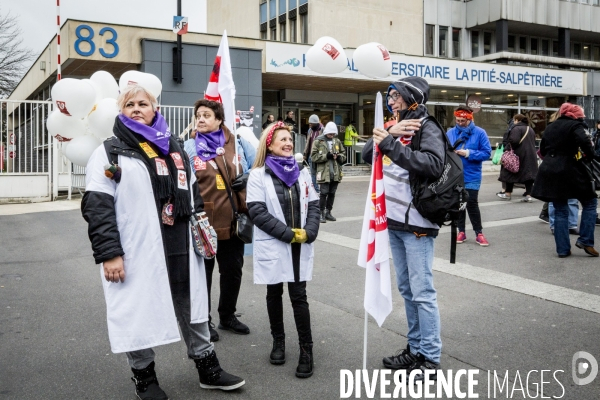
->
[[363, 309, 368, 370], [56, 0, 61, 81], [173, 0, 183, 83]]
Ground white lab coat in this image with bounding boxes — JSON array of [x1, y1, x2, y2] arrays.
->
[[85, 145, 208, 353], [246, 166, 319, 284]]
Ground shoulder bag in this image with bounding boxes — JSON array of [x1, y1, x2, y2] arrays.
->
[[190, 211, 218, 258], [216, 159, 254, 244], [501, 127, 529, 173]]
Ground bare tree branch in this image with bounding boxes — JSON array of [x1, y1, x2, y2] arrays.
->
[[0, 8, 36, 98]]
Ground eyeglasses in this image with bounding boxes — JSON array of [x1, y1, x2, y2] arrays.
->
[[388, 92, 402, 102]]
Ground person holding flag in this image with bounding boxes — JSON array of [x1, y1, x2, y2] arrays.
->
[[362, 76, 445, 379]]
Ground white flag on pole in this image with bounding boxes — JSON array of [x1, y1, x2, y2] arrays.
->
[[357, 92, 393, 327], [205, 30, 236, 132]]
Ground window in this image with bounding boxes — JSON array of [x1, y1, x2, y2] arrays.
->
[[290, 19, 297, 43], [289, 0, 297, 7], [593, 46, 600, 61], [269, 0, 276, 19], [573, 42, 581, 59], [530, 38, 538, 55], [300, 14, 308, 43], [439, 26, 448, 57], [279, 0, 286, 14], [425, 24, 434, 55], [271, 27, 277, 40], [471, 30, 479, 57], [260, 2, 267, 24], [452, 28, 461, 58], [483, 31, 492, 55], [583, 44, 591, 60], [519, 37, 527, 54], [261, 31, 267, 40], [552, 40, 559, 57], [593, 0, 599, 5], [508, 35, 515, 52], [541, 39, 549, 56], [300, 0, 307, 4], [280, 23, 286, 41]]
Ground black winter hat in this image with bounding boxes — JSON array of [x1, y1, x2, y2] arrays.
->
[[386, 76, 430, 113]]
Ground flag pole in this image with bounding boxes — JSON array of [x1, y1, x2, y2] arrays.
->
[[232, 97, 239, 176], [363, 309, 368, 370]]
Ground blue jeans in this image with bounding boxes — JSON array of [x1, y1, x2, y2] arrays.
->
[[549, 200, 578, 230], [308, 159, 319, 193], [388, 230, 441, 364], [553, 198, 597, 256]]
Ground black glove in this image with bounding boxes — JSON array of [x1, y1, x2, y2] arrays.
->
[[231, 173, 249, 192], [326, 152, 334, 160]]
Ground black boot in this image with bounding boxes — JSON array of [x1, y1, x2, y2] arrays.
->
[[295, 343, 313, 378], [270, 336, 286, 365], [325, 210, 336, 221], [195, 351, 245, 391], [131, 361, 169, 400], [320, 210, 327, 223]]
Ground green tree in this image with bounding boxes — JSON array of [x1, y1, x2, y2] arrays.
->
[[0, 9, 35, 98]]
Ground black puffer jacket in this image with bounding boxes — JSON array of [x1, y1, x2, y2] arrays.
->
[[247, 165, 320, 244]]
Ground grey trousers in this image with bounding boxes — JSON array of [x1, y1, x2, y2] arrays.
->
[[126, 281, 214, 369]]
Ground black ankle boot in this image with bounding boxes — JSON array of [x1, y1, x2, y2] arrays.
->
[[270, 336, 286, 365], [195, 351, 245, 391], [131, 361, 169, 400], [325, 210, 336, 221], [320, 210, 327, 223], [295, 343, 313, 378]]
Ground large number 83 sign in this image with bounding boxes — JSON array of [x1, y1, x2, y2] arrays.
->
[[74, 24, 119, 58]]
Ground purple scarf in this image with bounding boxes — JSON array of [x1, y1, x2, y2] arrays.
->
[[118, 112, 171, 155], [195, 129, 225, 161], [265, 154, 300, 188]]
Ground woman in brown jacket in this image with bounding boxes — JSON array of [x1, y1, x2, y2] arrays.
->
[[186, 99, 253, 341]]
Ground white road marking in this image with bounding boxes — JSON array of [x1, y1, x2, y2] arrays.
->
[[316, 230, 600, 314]]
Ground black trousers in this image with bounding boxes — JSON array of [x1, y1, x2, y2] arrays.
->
[[319, 181, 339, 211], [266, 281, 312, 345], [204, 235, 245, 321], [505, 180, 534, 195], [458, 188, 483, 234]]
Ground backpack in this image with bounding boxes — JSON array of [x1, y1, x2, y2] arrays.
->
[[406, 116, 468, 264]]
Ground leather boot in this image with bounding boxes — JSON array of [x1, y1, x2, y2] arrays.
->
[[195, 351, 245, 391], [269, 336, 286, 365], [319, 210, 327, 223], [295, 343, 313, 378], [325, 210, 336, 221], [131, 361, 169, 400]]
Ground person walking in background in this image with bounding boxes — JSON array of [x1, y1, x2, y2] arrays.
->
[[246, 122, 320, 378], [283, 110, 297, 134], [532, 103, 598, 258], [344, 120, 359, 162], [82, 86, 245, 399], [497, 114, 539, 202], [311, 121, 346, 223], [303, 114, 323, 193], [446, 105, 492, 246], [262, 114, 275, 129]]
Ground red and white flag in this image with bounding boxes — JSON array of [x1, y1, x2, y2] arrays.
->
[[205, 30, 236, 132], [357, 92, 392, 327]]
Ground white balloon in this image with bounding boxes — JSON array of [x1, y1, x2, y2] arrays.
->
[[83, 79, 102, 104], [306, 36, 348, 75], [90, 71, 119, 100], [51, 78, 97, 119], [236, 126, 259, 149], [64, 135, 101, 167], [119, 70, 162, 99], [88, 98, 119, 139], [46, 109, 86, 140], [353, 42, 392, 79]]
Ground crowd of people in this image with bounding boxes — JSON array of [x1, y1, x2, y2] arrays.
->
[[81, 76, 599, 398]]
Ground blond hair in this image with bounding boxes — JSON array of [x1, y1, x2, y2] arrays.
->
[[117, 85, 158, 112], [548, 110, 560, 123], [252, 123, 293, 169]]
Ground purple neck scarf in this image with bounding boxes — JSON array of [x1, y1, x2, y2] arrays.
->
[[265, 154, 300, 188], [195, 129, 225, 161], [118, 112, 171, 155]]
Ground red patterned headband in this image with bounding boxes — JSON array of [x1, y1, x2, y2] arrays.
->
[[454, 110, 473, 120], [266, 121, 287, 148]]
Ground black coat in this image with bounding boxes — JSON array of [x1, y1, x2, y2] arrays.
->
[[531, 117, 596, 202], [499, 121, 539, 183]]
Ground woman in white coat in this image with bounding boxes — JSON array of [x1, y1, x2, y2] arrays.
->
[[81, 85, 244, 399], [246, 122, 321, 378]]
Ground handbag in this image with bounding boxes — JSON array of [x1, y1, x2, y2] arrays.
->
[[501, 127, 529, 173], [216, 160, 254, 244], [190, 211, 218, 258], [492, 144, 504, 165]]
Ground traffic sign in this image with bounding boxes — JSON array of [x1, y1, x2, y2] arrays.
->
[[9, 151, 15, 159]]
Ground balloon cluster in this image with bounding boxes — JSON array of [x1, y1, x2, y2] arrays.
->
[[49, 70, 162, 167], [305, 37, 392, 79]]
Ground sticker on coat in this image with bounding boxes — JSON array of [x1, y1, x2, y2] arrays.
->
[[215, 174, 226, 190], [177, 170, 188, 190], [139, 142, 158, 158], [155, 159, 169, 175], [193, 156, 206, 171], [170, 152, 185, 170]]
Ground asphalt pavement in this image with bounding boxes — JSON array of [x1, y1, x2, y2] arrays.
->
[[1, 174, 599, 399]]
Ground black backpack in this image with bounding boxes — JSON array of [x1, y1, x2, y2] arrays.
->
[[406, 116, 468, 263]]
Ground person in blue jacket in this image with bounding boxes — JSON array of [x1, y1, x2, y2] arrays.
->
[[446, 105, 492, 247]]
